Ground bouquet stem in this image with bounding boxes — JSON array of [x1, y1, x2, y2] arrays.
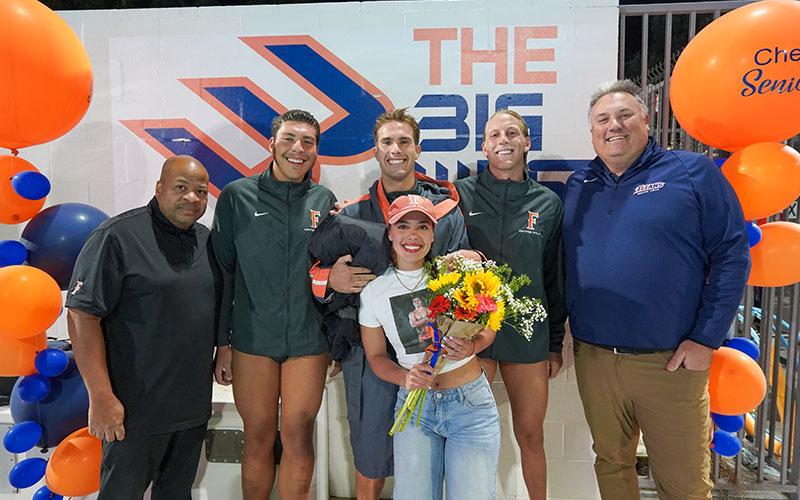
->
[[389, 388, 427, 436], [389, 322, 441, 436]]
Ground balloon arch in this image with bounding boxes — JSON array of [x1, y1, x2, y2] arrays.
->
[[1, 0, 104, 497]]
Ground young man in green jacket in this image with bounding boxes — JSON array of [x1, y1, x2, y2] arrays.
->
[[455, 109, 567, 500], [212, 109, 337, 500]]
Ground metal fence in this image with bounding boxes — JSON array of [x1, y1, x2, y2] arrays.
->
[[619, 2, 800, 497]]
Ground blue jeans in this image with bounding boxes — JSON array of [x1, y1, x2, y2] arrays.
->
[[393, 373, 500, 500]]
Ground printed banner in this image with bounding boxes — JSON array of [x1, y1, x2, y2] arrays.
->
[[100, 0, 618, 217]]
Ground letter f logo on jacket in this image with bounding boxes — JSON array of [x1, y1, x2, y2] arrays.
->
[[310, 209, 321, 228], [527, 211, 539, 230]]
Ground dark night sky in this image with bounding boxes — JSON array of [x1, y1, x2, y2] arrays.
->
[[43, 0, 738, 10]]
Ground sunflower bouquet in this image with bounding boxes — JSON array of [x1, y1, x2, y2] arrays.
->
[[425, 254, 548, 340], [390, 254, 547, 435]]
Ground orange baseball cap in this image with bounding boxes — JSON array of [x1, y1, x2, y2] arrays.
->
[[387, 195, 437, 227]]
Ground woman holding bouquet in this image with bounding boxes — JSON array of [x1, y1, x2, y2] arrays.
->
[[358, 194, 500, 500]]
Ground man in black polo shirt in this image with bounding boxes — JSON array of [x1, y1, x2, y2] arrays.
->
[[66, 155, 221, 500]]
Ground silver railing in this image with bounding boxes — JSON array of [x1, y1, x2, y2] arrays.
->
[[620, 2, 800, 497], [620, 1, 754, 158]]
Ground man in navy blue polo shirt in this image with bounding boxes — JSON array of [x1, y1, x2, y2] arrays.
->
[[563, 80, 749, 500]]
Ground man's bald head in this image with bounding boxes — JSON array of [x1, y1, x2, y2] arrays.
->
[[155, 155, 209, 230], [159, 155, 207, 182]]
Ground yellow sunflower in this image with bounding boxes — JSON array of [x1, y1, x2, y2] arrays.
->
[[453, 288, 471, 309], [457, 282, 478, 310], [487, 300, 506, 332], [428, 272, 461, 293], [463, 269, 501, 298]]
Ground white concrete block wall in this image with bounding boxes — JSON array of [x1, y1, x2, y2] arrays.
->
[[326, 377, 356, 498], [545, 333, 601, 500]]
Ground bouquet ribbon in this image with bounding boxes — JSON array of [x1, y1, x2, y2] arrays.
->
[[424, 322, 442, 373]]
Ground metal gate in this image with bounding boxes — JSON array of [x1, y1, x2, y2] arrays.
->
[[619, 2, 800, 497]]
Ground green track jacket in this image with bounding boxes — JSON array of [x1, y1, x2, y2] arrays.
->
[[455, 167, 567, 362], [212, 165, 337, 358]]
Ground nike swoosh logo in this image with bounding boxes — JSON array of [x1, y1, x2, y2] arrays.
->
[[584, 178, 599, 183], [254, 211, 269, 217], [468, 211, 483, 216]]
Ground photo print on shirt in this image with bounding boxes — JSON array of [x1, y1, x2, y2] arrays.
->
[[389, 291, 433, 354]]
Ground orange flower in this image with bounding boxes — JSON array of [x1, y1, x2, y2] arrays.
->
[[453, 306, 477, 321]]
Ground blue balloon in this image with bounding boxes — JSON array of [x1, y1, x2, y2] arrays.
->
[[746, 222, 762, 248], [8, 457, 47, 489], [34, 349, 69, 377], [725, 337, 760, 361], [0, 240, 28, 267], [714, 158, 727, 168], [711, 430, 742, 456], [11, 171, 51, 201], [16, 374, 51, 403], [712, 412, 745, 433], [3, 421, 43, 453], [33, 486, 63, 500], [11, 352, 89, 448], [20, 203, 109, 289]]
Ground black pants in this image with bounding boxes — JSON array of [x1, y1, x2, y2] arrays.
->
[[98, 423, 207, 500]]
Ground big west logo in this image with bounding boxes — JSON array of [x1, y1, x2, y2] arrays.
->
[[122, 36, 393, 196]]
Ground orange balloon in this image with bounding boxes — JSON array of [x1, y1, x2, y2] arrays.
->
[[0, 0, 93, 149], [722, 143, 800, 220], [670, 0, 800, 152], [0, 331, 46, 376], [709, 346, 767, 416], [45, 427, 101, 497], [0, 265, 62, 339], [0, 155, 47, 224], [748, 221, 800, 287]]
